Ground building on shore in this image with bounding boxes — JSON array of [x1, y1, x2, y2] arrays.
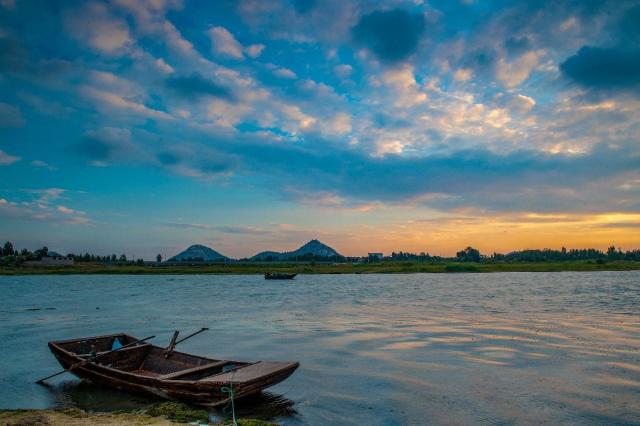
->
[[368, 253, 384, 260], [23, 255, 74, 267]]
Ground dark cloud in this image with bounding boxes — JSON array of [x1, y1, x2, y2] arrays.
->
[[72, 128, 138, 163], [165, 74, 234, 100], [352, 9, 425, 63], [560, 46, 640, 90], [73, 136, 113, 161], [155, 148, 236, 178], [461, 48, 496, 77], [211, 137, 640, 212]]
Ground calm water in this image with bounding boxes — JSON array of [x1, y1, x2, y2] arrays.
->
[[0, 272, 639, 425]]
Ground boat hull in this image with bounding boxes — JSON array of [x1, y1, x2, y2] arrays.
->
[[48, 334, 298, 407]]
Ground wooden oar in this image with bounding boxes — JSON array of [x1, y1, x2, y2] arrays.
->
[[36, 335, 155, 384], [163, 330, 180, 358], [163, 328, 209, 358]]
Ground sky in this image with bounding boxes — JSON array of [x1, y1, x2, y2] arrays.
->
[[0, 0, 639, 259]]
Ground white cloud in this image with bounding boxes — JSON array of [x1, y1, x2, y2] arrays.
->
[[454, 68, 473, 82], [246, 43, 265, 58], [64, 2, 132, 54], [208, 26, 244, 59], [496, 50, 543, 89], [271, 65, 297, 79], [278, 103, 316, 131], [154, 57, 174, 73], [330, 113, 352, 134], [382, 66, 427, 108], [515, 94, 536, 111], [31, 160, 56, 170], [81, 86, 172, 120], [57, 205, 85, 216], [485, 108, 511, 128], [374, 140, 404, 157], [334, 64, 353, 78], [559, 16, 579, 31], [0, 149, 20, 165]]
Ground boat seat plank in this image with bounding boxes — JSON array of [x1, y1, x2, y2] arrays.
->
[[203, 361, 295, 383], [158, 360, 228, 380]]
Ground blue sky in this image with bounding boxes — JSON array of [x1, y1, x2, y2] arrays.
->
[[1, 0, 639, 259]]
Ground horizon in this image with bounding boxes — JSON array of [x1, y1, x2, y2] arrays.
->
[[1, 1, 640, 259], [2, 237, 638, 261]]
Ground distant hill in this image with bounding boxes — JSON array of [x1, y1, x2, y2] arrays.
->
[[168, 244, 229, 262], [251, 239, 341, 261]]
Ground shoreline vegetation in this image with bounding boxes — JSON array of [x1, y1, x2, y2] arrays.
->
[[0, 403, 278, 425], [2, 240, 640, 275], [2, 260, 639, 275]]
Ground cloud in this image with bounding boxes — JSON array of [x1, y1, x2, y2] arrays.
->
[[334, 64, 353, 78], [330, 113, 352, 134], [63, 2, 132, 54], [155, 146, 237, 179], [57, 205, 84, 215], [0, 149, 20, 165], [154, 58, 174, 74], [352, 9, 425, 63], [217, 138, 640, 213], [165, 74, 234, 100], [0, 191, 91, 225], [0, 102, 25, 127], [81, 86, 172, 120], [381, 65, 427, 108], [31, 160, 56, 170], [208, 26, 245, 59], [268, 64, 297, 79], [246, 43, 265, 58], [496, 50, 542, 88], [560, 46, 640, 90], [163, 222, 268, 235], [73, 127, 140, 164]]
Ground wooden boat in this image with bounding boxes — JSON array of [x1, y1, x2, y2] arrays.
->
[[264, 273, 297, 280], [47, 333, 299, 407]]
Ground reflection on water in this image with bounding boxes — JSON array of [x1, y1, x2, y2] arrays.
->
[[0, 272, 639, 425]]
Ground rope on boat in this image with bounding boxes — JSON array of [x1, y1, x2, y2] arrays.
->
[[220, 384, 237, 426], [221, 367, 238, 426]]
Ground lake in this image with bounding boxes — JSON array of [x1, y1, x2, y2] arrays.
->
[[1, 272, 639, 425]]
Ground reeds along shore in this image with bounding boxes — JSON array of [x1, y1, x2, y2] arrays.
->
[[1, 260, 639, 275]]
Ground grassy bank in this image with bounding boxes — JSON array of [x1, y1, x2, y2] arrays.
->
[[1, 260, 639, 275], [0, 404, 278, 425]]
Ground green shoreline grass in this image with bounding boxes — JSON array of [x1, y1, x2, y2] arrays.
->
[[1, 260, 639, 275]]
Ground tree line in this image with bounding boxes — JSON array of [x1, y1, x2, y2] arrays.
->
[[0, 241, 146, 266], [2, 240, 640, 265], [376, 246, 640, 263]]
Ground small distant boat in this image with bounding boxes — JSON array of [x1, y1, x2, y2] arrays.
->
[[264, 272, 297, 280], [47, 333, 299, 406]]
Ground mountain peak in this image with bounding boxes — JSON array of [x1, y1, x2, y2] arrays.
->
[[168, 244, 228, 262], [251, 239, 341, 260]]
